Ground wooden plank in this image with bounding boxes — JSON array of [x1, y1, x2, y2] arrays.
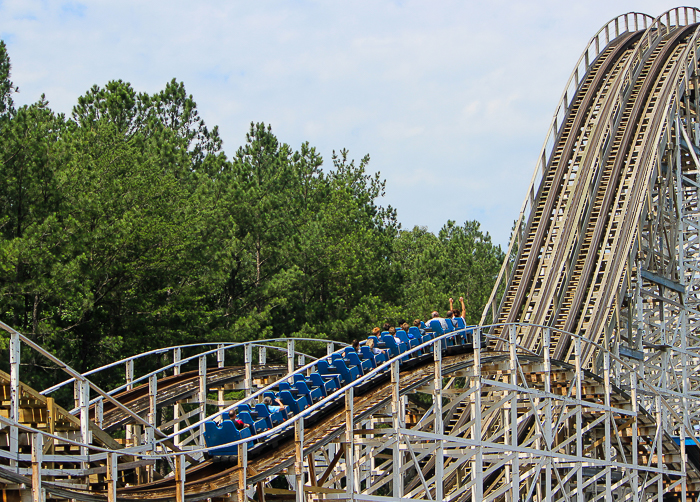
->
[[302, 485, 344, 494], [641, 269, 685, 294], [83, 459, 156, 476]]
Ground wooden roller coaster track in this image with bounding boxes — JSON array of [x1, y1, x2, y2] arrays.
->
[[5, 7, 700, 502]]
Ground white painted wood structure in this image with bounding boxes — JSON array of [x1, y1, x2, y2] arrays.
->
[[3, 7, 700, 502]]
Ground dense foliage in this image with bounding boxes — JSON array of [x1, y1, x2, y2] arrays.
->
[[0, 44, 504, 389]]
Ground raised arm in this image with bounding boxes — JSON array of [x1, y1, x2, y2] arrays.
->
[[459, 296, 466, 319]]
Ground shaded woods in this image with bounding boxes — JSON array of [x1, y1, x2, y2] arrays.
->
[[0, 43, 504, 389]]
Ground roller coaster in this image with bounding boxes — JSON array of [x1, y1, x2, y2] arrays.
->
[[3, 6, 700, 502]]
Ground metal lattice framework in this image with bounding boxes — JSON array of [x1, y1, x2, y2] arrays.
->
[[2, 322, 699, 501], [3, 7, 700, 502]]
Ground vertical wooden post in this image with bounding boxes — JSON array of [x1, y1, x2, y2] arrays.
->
[[391, 360, 402, 498], [95, 398, 104, 429], [79, 379, 92, 468], [125, 358, 135, 448], [45, 397, 55, 467], [631, 370, 640, 502], [345, 387, 354, 498], [603, 351, 612, 498], [106, 452, 118, 502], [145, 373, 156, 483], [244, 344, 253, 398], [676, 115, 689, 502], [148, 374, 157, 430], [173, 348, 181, 376], [9, 331, 19, 465], [31, 433, 43, 502], [574, 336, 583, 499], [635, 261, 645, 377], [656, 394, 663, 502], [125, 359, 134, 390], [238, 442, 248, 502], [218, 344, 226, 409], [217, 344, 225, 368], [199, 355, 207, 446], [680, 312, 689, 501], [508, 325, 519, 501], [175, 455, 186, 502], [133, 425, 144, 485], [471, 329, 483, 502], [543, 328, 552, 502], [434, 338, 444, 502], [295, 419, 304, 502], [173, 348, 181, 447], [287, 339, 295, 376]]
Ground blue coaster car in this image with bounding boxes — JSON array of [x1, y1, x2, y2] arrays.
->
[[203, 419, 252, 456], [343, 347, 374, 374], [237, 404, 254, 416], [255, 403, 285, 428], [309, 371, 339, 396], [381, 334, 408, 362], [328, 356, 361, 385], [293, 379, 324, 404], [453, 317, 474, 344], [409, 326, 433, 351], [262, 391, 290, 419], [396, 329, 421, 355], [368, 335, 385, 354], [361, 345, 388, 367], [429, 320, 453, 350], [279, 389, 308, 414], [317, 359, 342, 382], [238, 410, 268, 435]]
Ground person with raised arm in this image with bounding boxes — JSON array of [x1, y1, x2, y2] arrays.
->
[[263, 396, 286, 415], [449, 296, 467, 323]]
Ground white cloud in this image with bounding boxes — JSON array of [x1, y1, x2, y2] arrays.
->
[[0, 0, 691, 247]]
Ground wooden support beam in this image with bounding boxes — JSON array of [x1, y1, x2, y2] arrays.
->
[[318, 444, 345, 487], [345, 387, 354, 498], [238, 442, 247, 502], [294, 419, 304, 502], [287, 340, 295, 376], [175, 455, 185, 502], [106, 452, 118, 502], [307, 454, 317, 486], [31, 433, 43, 502]]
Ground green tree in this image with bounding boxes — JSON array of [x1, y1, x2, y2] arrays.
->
[[392, 221, 504, 325], [0, 40, 507, 389], [0, 40, 17, 117]]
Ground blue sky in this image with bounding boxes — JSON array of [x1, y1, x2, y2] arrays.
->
[[0, 1, 689, 248]]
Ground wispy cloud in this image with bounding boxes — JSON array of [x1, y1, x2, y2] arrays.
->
[[60, 2, 86, 18]]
